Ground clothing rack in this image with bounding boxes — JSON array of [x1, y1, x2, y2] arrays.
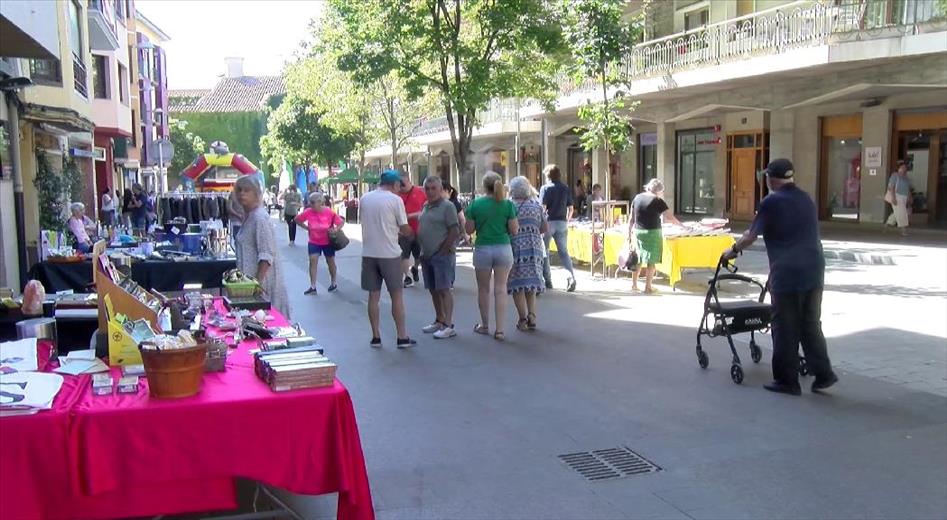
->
[[157, 192, 231, 226]]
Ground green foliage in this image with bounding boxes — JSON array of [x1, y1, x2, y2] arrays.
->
[[170, 111, 268, 168], [62, 154, 83, 204], [167, 118, 206, 189], [560, 0, 643, 155], [325, 0, 565, 175], [261, 95, 355, 170], [35, 151, 66, 232]]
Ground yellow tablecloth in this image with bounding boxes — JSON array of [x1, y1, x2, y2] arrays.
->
[[549, 226, 734, 288]]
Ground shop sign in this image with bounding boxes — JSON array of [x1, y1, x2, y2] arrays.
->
[[70, 147, 95, 159], [865, 146, 882, 168], [93, 147, 107, 161]]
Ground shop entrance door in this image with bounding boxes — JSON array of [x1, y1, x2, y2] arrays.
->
[[730, 148, 756, 219]]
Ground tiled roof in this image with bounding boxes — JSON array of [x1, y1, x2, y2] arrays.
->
[[168, 76, 285, 113]]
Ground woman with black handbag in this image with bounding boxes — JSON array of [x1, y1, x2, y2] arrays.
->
[[296, 192, 344, 294]]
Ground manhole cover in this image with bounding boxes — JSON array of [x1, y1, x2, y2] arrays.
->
[[558, 447, 660, 481]]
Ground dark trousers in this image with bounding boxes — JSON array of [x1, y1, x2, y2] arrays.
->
[[285, 214, 297, 242], [771, 287, 835, 388]]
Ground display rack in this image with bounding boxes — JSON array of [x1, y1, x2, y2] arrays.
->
[[92, 240, 158, 331], [589, 200, 629, 278]]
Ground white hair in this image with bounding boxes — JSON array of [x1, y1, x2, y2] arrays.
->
[[308, 191, 325, 205], [508, 176, 534, 201], [69, 202, 85, 214], [645, 178, 664, 194]]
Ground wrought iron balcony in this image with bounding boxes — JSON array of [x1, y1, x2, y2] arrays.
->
[[73, 54, 88, 98], [413, 99, 522, 136], [625, 0, 945, 80]]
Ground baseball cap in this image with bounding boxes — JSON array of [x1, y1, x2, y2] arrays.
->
[[762, 158, 794, 179], [380, 169, 401, 185]]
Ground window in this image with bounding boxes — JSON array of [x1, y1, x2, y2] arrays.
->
[[118, 63, 128, 104], [113, 0, 126, 20], [639, 133, 658, 190], [684, 8, 709, 31], [68, 0, 83, 60], [92, 55, 110, 99], [677, 128, 717, 215], [130, 111, 137, 146], [29, 59, 62, 85]]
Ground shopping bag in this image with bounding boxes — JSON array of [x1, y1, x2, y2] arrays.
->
[[883, 189, 895, 205], [618, 244, 639, 271], [328, 227, 350, 251]]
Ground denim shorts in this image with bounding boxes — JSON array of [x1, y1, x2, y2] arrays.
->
[[308, 242, 337, 257], [421, 253, 456, 291], [472, 244, 514, 270]]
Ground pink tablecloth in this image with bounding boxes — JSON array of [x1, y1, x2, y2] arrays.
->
[[0, 306, 374, 520]]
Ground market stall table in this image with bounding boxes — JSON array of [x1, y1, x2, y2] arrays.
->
[[0, 305, 374, 520], [29, 258, 237, 293], [549, 225, 734, 288]]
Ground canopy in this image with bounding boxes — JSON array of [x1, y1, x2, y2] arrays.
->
[[320, 168, 360, 185]]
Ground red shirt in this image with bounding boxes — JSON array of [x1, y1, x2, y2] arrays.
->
[[398, 186, 426, 233]]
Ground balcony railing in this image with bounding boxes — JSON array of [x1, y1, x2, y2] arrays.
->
[[625, 0, 945, 80], [414, 99, 523, 136], [73, 55, 89, 98]]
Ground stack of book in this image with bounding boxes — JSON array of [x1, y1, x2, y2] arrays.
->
[[253, 346, 336, 392]]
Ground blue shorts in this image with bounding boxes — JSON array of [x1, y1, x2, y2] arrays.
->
[[308, 242, 337, 257], [421, 253, 456, 291]]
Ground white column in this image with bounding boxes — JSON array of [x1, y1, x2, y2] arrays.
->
[[542, 117, 556, 168], [590, 147, 609, 198], [860, 106, 892, 224], [769, 109, 795, 165], [656, 121, 677, 213]]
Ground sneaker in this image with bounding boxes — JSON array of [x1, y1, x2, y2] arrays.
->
[[369, 337, 382, 348], [327, 283, 338, 292], [396, 337, 417, 349], [566, 277, 577, 292], [403, 276, 414, 288], [422, 321, 443, 334], [763, 381, 802, 396], [433, 327, 457, 339], [411, 265, 420, 283], [811, 373, 839, 393], [304, 287, 317, 295]]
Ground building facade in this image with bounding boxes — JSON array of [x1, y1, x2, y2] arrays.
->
[[413, 0, 947, 228]]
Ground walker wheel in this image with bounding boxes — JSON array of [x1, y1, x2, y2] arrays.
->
[[730, 364, 744, 385], [798, 357, 809, 376], [697, 348, 709, 369], [750, 342, 762, 364]]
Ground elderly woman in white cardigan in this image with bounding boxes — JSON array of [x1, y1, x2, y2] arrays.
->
[[232, 175, 290, 318]]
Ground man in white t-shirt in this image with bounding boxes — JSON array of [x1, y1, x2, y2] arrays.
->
[[359, 170, 416, 348]]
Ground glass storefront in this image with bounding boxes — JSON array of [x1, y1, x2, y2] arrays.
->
[[639, 132, 657, 191], [824, 138, 863, 220], [677, 129, 717, 215]]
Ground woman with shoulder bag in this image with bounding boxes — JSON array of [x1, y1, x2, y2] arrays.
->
[[296, 192, 344, 294]]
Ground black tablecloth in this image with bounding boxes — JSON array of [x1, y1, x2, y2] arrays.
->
[[29, 259, 237, 293]]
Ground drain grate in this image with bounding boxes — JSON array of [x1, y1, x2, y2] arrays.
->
[[558, 447, 660, 481]]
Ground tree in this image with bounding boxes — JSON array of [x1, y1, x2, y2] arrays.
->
[[63, 154, 83, 204], [168, 118, 206, 189], [35, 151, 66, 232], [560, 0, 643, 199], [260, 95, 355, 172], [374, 72, 440, 170], [326, 0, 564, 181]]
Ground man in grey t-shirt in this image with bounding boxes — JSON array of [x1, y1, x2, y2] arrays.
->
[[417, 176, 459, 339]]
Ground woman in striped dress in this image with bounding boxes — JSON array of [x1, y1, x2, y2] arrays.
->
[[507, 176, 547, 332]]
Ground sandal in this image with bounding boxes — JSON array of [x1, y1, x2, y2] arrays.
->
[[527, 313, 537, 331], [474, 324, 490, 335], [516, 318, 529, 332], [493, 331, 505, 341]]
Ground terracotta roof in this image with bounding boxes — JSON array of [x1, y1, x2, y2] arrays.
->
[[169, 76, 285, 113]]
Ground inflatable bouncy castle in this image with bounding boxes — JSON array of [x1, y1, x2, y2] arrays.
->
[[181, 141, 264, 192]]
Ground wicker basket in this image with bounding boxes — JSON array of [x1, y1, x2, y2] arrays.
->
[[223, 280, 260, 298], [139, 344, 208, 398]]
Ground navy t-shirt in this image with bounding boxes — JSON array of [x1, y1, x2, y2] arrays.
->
[[540, 181, 573, 221], [749, 184, 824, 294]]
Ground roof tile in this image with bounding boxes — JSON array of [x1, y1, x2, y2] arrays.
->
[[169, 76, 285, 113]]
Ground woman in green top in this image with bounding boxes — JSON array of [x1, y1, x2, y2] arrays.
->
[[465, 171, 519, 341]]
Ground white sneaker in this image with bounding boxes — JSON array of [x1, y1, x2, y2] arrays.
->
[[422, 321, 443, 334], [433, 327, 457, 339]]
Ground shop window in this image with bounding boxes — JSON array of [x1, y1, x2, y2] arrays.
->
[[824, 138, 863, 220], [93, 55, 110, 99], [677, 128, 717, 215], [118, 64, 128, 104]]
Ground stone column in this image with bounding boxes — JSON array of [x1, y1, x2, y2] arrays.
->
[[769, 109, 795, 165], [656, 121, 676, 212], [542, 117, 556, 169], [860, 107, 892, 224]]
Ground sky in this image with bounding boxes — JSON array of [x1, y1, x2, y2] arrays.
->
[[136, 0, 325, 89]]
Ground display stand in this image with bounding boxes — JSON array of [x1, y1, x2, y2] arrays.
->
[[589, 200, 629, 278], [92, 240, 158, 331]]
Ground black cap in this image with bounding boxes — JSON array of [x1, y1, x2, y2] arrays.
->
[[763, 158, 794, 179]]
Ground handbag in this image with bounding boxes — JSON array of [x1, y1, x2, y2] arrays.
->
[[884, 189, 895, 205], [328, 227, 349, 251], [618, 241, 639, 271]]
